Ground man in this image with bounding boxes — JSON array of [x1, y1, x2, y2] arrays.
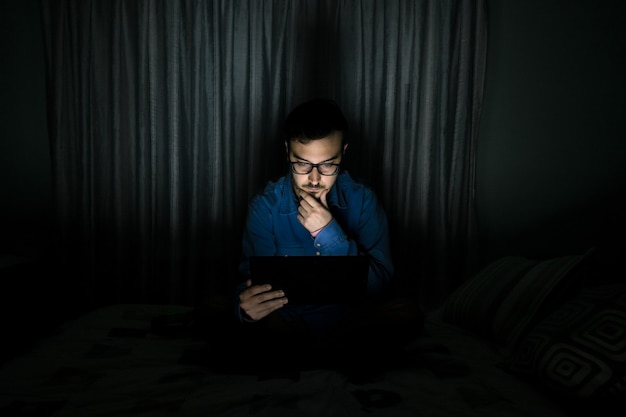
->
[[234, 98, 396, 341]]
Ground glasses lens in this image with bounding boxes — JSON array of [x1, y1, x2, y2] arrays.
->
[[292, 162, 312, 174], [318, 163, 338, 175], [291, 162, 339, 175]]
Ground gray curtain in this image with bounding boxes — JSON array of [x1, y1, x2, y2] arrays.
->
[[41, 0, 487, 311]]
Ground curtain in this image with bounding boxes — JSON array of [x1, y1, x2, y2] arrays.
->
[[40, 0, 487, 311]]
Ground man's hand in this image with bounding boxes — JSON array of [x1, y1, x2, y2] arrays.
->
[[239, 279, 288, 321], [297, 189, 332, 233]]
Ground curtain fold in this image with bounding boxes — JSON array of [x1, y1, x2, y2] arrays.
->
[[41, 0, 487, 311]]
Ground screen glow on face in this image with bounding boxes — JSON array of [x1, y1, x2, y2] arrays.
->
[[287, 132, 345, 198]]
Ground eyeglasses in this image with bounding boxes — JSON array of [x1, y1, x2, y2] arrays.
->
[[289, 161, 341, 176]]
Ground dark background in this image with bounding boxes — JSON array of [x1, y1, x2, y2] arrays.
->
[[1, 0, 625, 343]]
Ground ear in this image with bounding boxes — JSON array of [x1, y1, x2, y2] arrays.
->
[[342, 143, 349, 154], [284, 141, 289, 155]]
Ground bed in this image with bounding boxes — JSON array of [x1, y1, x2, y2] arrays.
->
[[1, 248, 623, 416]]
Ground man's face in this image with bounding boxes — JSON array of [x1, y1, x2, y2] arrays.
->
[[286, 131, 347, 200]]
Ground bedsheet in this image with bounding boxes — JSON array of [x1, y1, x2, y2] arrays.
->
[[0, 304, 568, 416]]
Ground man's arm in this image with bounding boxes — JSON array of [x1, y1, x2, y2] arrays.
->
[[312, 190, 394, 297], [235, 199, 279, 322], [239, 198, 277, 277]]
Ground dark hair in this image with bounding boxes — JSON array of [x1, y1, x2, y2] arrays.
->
[[284, 98, 349, 145]]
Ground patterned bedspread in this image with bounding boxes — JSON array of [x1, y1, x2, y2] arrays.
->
[[0, 304, 569, 416]]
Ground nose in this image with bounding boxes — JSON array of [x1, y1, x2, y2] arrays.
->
[[308, 167, 322, 184]]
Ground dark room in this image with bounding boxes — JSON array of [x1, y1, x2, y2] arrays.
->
[[1, 0, 625, 415]]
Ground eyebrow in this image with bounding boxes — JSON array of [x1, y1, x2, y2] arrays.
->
[[291, 152, 341, 163]]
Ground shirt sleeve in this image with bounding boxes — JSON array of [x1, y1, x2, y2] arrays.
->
[[239, 196, 277, 277], [235, 197, 277, 322], [314, 189, 394, 297]]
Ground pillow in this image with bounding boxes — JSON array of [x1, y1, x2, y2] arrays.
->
[[505, 284, 626, 414], [442, 256, 538, 337], [491, 250, 592, 353]]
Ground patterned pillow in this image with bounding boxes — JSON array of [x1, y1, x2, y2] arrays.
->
[[442, 256, 537, 337], [505, 284, 626, 414], [491, 250, 592, 353]]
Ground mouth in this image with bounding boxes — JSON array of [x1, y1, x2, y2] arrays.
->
[[304, 186, 324, 194], [292, 182, 325, 199]]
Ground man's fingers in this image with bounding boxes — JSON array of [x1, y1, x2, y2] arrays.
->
[[246, 296, 288, 321], [298, 191, 314, 207], [249, 284, 272, 296], [319, 189, 330, 208], [239, 284, 271, 303], [241, 285, 285, 302], [298, 190, 325, 209]]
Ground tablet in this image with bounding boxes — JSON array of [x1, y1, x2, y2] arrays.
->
[[249, 255, 369, 305]]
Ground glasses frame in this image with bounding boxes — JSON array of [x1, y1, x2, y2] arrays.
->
[[289, 161, 341, 176]]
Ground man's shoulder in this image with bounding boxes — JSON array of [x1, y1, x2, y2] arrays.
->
[[337, 171, 377, 195], [250, 175, 288, 205], [333, 171, 383, 210]]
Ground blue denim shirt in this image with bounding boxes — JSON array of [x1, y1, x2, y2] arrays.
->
[[235, 170, 394, 333]]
